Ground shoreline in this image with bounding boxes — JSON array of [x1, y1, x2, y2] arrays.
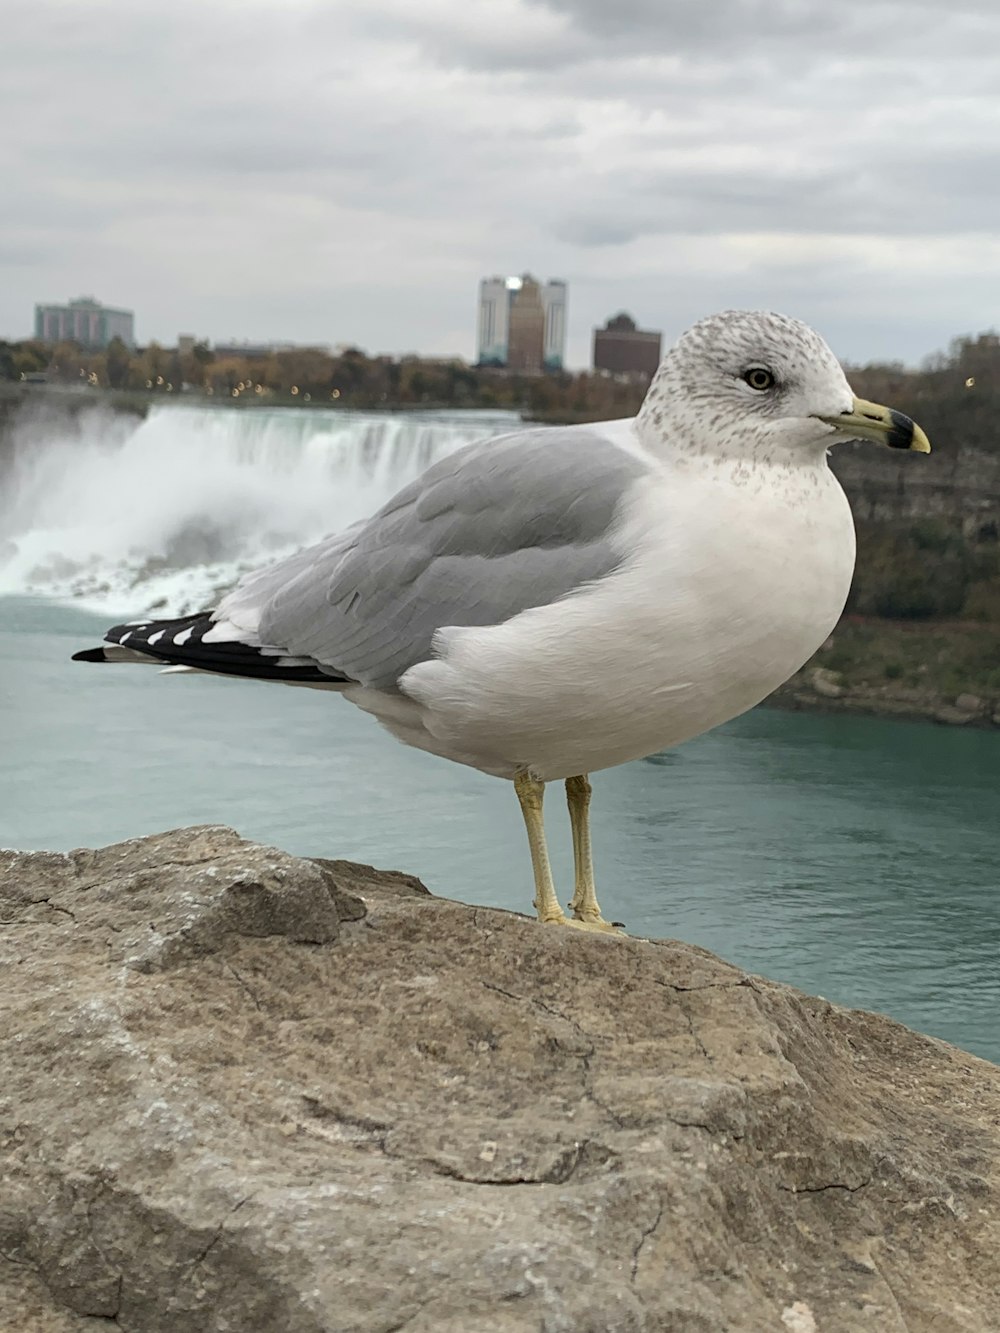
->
[[766, 682, 1000, 731], [766, 616, 1000, 731]]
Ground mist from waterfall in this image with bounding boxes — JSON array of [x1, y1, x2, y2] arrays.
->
[[0, 399, 518, 615]]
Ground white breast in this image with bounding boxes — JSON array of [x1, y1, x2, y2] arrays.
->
[[382, 457, 856, 781]]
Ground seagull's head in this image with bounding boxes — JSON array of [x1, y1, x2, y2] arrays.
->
[[638, 309, 930, 464]]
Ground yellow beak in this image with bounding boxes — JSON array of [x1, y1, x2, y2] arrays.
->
[[817, 396, 931, 453]]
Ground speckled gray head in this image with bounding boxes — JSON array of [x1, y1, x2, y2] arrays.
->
[[637, 309, 930, 463]]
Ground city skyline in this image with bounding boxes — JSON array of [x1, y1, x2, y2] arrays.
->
[[15, 281, 678, 373], [27, 280, 665, 377], [4, 2, 1000, 370]]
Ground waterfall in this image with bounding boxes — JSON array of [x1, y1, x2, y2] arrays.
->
[[0, 399, 519, 615]]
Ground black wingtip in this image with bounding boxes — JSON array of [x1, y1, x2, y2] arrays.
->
[[71, 647, 107, 662]]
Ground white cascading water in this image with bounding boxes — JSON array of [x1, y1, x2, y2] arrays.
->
[[0, 399, 519, 616]]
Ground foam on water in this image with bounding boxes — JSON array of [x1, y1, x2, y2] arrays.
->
[[0, 399, 516, 616]]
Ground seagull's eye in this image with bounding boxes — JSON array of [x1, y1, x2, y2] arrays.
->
[[742, 367, 775, 391]]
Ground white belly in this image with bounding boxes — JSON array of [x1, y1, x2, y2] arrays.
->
[[354, 461, 856, 781]]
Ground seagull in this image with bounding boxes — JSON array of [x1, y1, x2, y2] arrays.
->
[[73, 311, 930, 934]]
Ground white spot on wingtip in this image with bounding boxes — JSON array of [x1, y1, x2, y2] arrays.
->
[[174, 627, 194, 646], [146, 630, 166, 645]]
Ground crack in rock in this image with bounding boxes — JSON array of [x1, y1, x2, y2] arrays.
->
[[81, 1189, 126, 1319], [479, 980, 595, 1042], [653, 975, 756, 994], [1, 896, 78, 926], [779, 1175, 874, 1196], [630, 1198, 665, 1281], [187, 1196, 252, 1277], [680, 1004, 712, 1062], [222, 960, 263, 1010], [582, 1068, 628, 1132]]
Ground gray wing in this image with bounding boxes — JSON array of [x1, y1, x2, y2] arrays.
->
[[220, 425, 648, 691]]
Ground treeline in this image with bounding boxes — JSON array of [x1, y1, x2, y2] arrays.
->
[[847, 333, 1000, 460], [4, 327, 1000, 429], [0, 336, 647, 422]]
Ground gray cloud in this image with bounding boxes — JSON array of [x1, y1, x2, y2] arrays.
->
[[2, 0, 1000, 367]]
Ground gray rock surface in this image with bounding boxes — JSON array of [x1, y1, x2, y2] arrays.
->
[[2, 825, 999, 1332], [831, 439, 1000, 535], [935, 705, 976, 726], [954, 693, 984, 714]]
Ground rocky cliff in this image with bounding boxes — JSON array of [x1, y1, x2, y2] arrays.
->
[[832, 440, 1000, 536], [2, 826, 999, 1332]]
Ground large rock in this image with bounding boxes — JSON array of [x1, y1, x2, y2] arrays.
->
[[1, 826, 999, 1332], [808, 666, 844, 699]]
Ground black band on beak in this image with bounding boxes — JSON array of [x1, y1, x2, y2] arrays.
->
[[887, 409, 918, 451]]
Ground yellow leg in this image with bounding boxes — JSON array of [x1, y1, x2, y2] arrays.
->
[[566, 774, 598, 919], [566, 774, 622, 933], [513, 771, 568, 924]]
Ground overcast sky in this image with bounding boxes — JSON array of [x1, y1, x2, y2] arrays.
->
[[4, 0, 1000, 368]]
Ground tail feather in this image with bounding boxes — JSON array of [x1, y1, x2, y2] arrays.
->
[[72, 613, 351, 685]]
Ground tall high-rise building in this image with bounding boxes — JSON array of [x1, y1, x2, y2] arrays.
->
[[593, 312, 662, 380], [34, 296, 135, 349], [477, 277, 511, 366], [476, 274, 567, 370], [541, 280, 567, 370], [506, 276, 546, 373]]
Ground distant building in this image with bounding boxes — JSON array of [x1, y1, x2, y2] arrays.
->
[[212, 340, 296, 359], [507, 276, 546, 373], [476, 274, 567, 370], [593, 313, 662, 380], [35, 296, 135, 350], [211, 340, 330, 359], [541, 280, 567, 371], [477, 277, 511, 366]]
